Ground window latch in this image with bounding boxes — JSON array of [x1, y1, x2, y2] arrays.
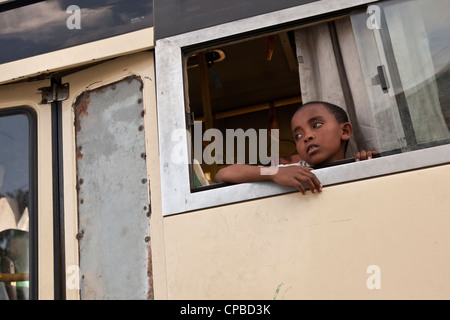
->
[[371, 65, 389, 93], [39, 83, 70, 104]]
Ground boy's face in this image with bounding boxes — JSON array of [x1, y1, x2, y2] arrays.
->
[[291, 104, 352, 165]]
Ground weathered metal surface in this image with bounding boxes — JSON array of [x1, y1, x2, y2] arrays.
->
[[74, 76, 152, 299]]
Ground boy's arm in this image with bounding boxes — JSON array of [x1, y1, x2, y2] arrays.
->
[[215, 164, 322, 195], [214, 164, 264, 184]]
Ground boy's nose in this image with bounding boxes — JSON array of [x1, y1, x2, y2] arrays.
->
[[303, 133, 314, 143]]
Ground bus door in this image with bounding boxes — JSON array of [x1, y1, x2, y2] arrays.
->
[[1, 50, 157, 300], [0, 79, 54, 300]]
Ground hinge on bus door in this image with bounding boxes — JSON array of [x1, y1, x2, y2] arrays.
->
[[186, 111, 195, 127], [39, 83, 70, 104]]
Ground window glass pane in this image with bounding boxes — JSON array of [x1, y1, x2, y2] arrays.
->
[[0, 0, 153, 64], [0, 112, 31, 300], [351, 0, 450, 153]]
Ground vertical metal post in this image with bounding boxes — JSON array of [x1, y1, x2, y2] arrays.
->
[[50, 77, 66, 300]]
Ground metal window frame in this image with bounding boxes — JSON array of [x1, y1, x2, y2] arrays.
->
[[155, 0, 450, 216]]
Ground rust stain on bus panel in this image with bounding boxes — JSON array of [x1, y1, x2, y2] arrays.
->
[[147, 243, 154, 300], [73, 92, 90, 133]]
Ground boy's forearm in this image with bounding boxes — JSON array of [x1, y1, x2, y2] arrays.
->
[[215, 164, 272, 183], [214, 163, 322, 194]]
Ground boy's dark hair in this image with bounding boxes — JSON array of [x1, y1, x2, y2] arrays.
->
[[295, 101, 349, 124]]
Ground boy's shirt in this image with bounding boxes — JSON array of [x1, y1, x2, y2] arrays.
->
[[278, 161, 310, 167]]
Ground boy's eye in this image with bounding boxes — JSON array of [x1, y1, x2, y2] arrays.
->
[[313, 122, 323, 129], [294, 133, 303, 140]]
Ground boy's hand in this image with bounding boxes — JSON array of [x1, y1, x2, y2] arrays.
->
[[272, 166, 322, 195], [355, 150, 378, 161]]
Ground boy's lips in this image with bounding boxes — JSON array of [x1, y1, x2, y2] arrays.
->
[[306, 144, 319, 155]]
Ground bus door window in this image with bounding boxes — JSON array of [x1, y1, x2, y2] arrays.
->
[[0, 112, 33, 300]]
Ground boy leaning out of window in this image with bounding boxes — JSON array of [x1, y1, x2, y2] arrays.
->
[[214, 101, 378, 194]]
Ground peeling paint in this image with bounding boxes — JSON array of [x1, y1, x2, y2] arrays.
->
[[273, 282, 284, 300]]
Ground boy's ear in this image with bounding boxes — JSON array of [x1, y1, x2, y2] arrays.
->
[[341, 122, 353, 141]]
